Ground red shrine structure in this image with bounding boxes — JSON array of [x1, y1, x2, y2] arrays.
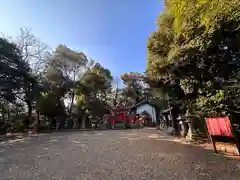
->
[[103, 107, 141, 129]]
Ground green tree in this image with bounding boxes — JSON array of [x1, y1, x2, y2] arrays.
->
[[0, 37, 31, 103], [76, 63, 113, 127], [10, 28, 48, 129], [0, 37, 36, 132], [47, 45, 90, 117], [120, 72, 146, 106], [147, 0, 240, 132]]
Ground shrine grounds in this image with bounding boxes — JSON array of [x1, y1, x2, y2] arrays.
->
[[0, 128, 240, 180]]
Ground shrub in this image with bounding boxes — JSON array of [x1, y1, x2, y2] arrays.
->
[[15, 122, 27, 133]]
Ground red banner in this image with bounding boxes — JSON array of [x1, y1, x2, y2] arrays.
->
[[205, 116, 233, 137], [111, 118, 115, 125], [120, 112, 126, 123]]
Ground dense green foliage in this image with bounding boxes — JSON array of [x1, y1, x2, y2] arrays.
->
[[1, 0, 240, 135], [0, 29, 115, 133], [120, 72, 146, 106], [147, 0, 240, 120]]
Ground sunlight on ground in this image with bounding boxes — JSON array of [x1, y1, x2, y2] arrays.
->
[[71, 140, 82, 144], [121, 137, 142, 141], [95, 133, 103, 136], [148, 134, 162, 138], [152, 152, 169, 157], [8, 138, 29, 143], [126, 133, 138, 136], [49, 139, 58, 142]]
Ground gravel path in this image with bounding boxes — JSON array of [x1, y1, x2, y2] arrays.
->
[[0, 128, 240, 180]]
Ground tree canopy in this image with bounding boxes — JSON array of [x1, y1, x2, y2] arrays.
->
[[0, 38, 31, 102], [147, 0, 240, 117], [1, 0, 240, 134], [0, 29, 115, 133]]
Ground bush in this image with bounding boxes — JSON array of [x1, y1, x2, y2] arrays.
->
[[39, 124, 49, 132], [67, 119, 73, 129], [0, 121, 10, 134], [15, 122, 27, 133]]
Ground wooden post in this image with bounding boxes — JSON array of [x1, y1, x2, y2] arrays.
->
[[204, 120, 218, 153], [204, 122, 212, 144], [210, 135, 218, 153]]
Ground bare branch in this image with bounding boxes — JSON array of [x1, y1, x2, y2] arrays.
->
[[14, 28, 49, 75]]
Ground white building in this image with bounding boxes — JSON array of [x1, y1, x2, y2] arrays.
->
[[130, 100, 159, 126]]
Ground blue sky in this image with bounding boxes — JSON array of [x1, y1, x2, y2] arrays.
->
[[0, 0, 163, 77]]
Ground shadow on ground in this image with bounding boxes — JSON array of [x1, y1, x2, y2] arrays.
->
[[0, 128, 240, 180]]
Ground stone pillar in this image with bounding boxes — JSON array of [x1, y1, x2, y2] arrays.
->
[[186, 121, 193, 140], [179, 121, 185, 137]]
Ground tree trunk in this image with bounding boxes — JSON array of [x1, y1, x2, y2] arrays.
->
[[48, 117, 52, 132], [69, 92, 75, 117], [59, 117, 65, 129], [27, 101, 32, 131], [2, 111, 5, 121], [78, 108, 85, 129], [81, 114, 86, 129], [155, 108, 160, 130], [171, 106, 180, 136], [88, 118, 92, 129], [156, 120, 160, 130], [7, 110, 10, 122], [16, 108, 19, 116], [77, 117, 81, 129], [36, 110, 40, 133], [50, 117, 56, 131]]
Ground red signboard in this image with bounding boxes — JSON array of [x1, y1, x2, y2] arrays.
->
[[205, 116, 233, 137]]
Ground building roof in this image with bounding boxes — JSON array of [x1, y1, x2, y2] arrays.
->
[[130, 100, 158, 109], [110, 108, 129, 112], [160, 107, 173, 114]]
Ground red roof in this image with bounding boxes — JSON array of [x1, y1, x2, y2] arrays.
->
[[110, 108, 129, 112]]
